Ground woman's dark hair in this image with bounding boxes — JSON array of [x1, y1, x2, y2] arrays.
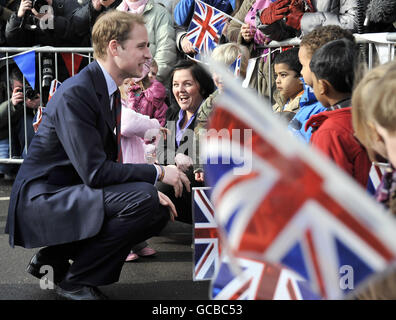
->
[[169, 60, 215, 102], [309, 38, 358, 94]]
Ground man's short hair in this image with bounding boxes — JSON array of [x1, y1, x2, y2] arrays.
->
[[10, 66, 23, 83], [300, 25, 355, 57], [92, 10, 146, 60], [309, 38, 358, 94], [273, 47, 302, 77]]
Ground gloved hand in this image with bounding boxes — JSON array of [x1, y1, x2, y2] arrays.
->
[[259, 0, 290, 25], [285, 0, 306, 30]]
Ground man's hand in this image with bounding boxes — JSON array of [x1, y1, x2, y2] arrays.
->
[[26, 95, 40, 109], [11, 87, 24, 106], [17, 0, 32, 18], [158, 191, 178, 222], [11, 87, 40, 109], [174, 153, 193, 173], [31, 1, 53, 21], [160, 165, 190, 198]]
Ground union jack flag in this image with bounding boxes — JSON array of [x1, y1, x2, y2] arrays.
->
[[367, 163, 386, 195], [202, 60, 396, 299], [193, 187, 221, 281], [33, 106, 43, 133], [212, 254, 320, 300], [230, 54, 241, 77], [48, 79, 61, 102], [186, 0, 228, 56]]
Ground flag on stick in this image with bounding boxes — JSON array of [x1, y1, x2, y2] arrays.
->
[[48, 79, 61, 102], [212, 254, 320, 300], [202, 58, 396, 300], [186, 0, 228, 57]]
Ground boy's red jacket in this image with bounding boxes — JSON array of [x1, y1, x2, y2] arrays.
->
[[305, 107, 371, 187]]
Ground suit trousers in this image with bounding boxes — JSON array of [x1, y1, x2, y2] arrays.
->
[[39, 182, 169, 287]]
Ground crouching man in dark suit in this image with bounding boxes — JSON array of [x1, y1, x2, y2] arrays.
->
[[5, 10, 190, 300]]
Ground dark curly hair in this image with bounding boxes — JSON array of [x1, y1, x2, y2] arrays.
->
[[300, 25, 355, 56]]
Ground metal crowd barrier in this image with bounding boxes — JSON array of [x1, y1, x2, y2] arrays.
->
[[0, 47, 94, 165], [0, 33, 396, 166], [258, 32, 396, 104]]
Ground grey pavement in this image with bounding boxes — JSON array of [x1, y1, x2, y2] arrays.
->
[[0, 178, 211, 300]]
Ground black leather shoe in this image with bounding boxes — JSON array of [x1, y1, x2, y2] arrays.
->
[[26, 251, 70, 285], [55, 286, 109, 300]]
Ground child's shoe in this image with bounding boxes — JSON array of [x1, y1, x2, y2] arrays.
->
[[136, 247, 156, 257], [125, 252, 139, 262]]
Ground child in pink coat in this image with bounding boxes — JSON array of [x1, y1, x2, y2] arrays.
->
[[120, 70, 164, 261], [127, 59, 168, 126]]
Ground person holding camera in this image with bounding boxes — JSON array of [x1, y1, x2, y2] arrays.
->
[[5, 0, 82, 47], [0, 0, 19, 46], [0, 67, 39, 180]]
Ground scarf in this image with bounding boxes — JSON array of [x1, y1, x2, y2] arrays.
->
[[120, 0, 149, 15]]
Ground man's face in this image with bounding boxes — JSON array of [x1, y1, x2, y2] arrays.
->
[[115, 23, 152, 79], [298, 45, 313, 87]]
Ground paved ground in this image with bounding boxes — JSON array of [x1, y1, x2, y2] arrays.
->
[[0, 178, 211, 300]]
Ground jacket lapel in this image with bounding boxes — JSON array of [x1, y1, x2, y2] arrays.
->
[[87, 61, 116, 139]]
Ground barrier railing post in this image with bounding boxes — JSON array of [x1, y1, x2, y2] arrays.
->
[[22, 77, 28, 156], [55, 52, 58, 80], [368, 43, 373, 70], [6, 52, 12, 162]]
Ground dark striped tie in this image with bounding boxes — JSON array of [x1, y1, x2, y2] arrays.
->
[[113, 89, 123, 163]]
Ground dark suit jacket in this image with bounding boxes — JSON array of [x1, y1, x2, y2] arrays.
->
[[6, 61, 157, 248]]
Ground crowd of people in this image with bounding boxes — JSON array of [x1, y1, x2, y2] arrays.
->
[[1, 0, 396, 300]]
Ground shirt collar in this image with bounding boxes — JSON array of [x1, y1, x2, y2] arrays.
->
[[97, 60, 118, 98]]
